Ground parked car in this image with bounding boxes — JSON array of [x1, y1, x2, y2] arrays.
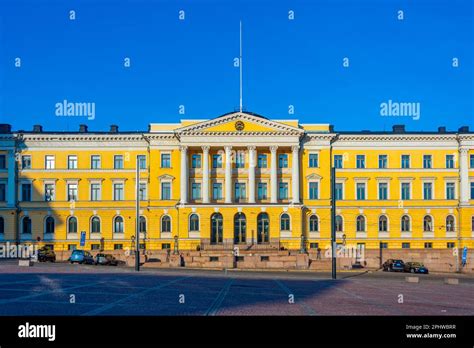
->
[[37, 247, 56, 262], [404, 262, 429, 274], [95, 253, 118, 266], [383, 259, 405, 272], [69, 250, 94, 264]]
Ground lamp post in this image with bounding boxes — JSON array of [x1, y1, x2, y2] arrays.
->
[[331, 166, 336, 280], [135, 156, 140, 272]]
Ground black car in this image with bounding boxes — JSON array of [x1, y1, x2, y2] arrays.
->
[[404, 262, 429, 274], [37, 247, 56, 262], [383, 259, 405, 272], [95, 253, 118, 266]]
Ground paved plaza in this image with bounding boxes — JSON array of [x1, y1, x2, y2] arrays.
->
[[0, 261, 472, 316]]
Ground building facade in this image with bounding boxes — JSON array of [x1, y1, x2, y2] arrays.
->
[[0, 112, 473, 268]]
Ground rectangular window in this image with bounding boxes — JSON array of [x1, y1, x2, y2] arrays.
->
[[22, 155, 31, 169], [212, 183, 222, 200], [212, 154, 222, 168], [446, 182, 455, 200], [161, 243, 171, 250], [471, 154, 474, 168], [447, 242, 455, 249], [423, 155, 432, 169], [257, 154, 267, 168], [401, 155, 410, 169], [446, 155, 454, 169], [401, 182, 411, 200], [423, 182, 433, 200], [378, 182, 388, 200], [114, 244, 123, 250], [334, 155, 343, 169], [161, 153, 171, 168], [191, 183, 201, 200], [402, 243, 410, 249], [68, 155, 78, 169], [356, 155, 365, 169], [0, 155, 5, 169], [138, 155, 146, 169], [279, 182, 288, 199], [68, 244, 77, 251], [424, 242, 433, 249], [234, 183, 246, 201], [235, 152, 245, 168], [0, 183, 6, 201], [356, 183, 366, 200], [139, 182, 147, 200], [21, 183, 32, 201], [309, 182, 319, 199], [45, 155, 55, 169], [161, 182, 171, 200], [91, 155, 101, 169], [310, 243, 319, 249], [91, 244, 100, 250], [113, 183, 124, 200], [90, 183, 101, 201], [309, 153, 319, 168], [257, 183, 267, 200], [378, 155, 387, 169], [44, 184, 55, 201], [114, 155, 123, 169], [471, 182, 474, 199], [191, 154, 201, 169], [335, 183, 343, 200], [380, 242, 388, 249], [278, 154, 288, 168], [68, 183, 78, 201]]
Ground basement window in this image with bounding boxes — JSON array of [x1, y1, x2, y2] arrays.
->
[[236, 256, 244, 262], [210, 256, 219, 262], [260, 256, 269, 261]]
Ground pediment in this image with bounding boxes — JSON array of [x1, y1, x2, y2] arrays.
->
[[175, 112, 303, 136], [306, 173, 322, 180]]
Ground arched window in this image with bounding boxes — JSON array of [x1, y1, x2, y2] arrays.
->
[[309, 215, 318, 232], [335, 215, 343, 232], [280, 213, 290, 231], [210, 213, 223, 244], [91, 216, 101, 233], [423, 215, 433, 232], [234, 213, 246, 244], [401, 215, 410, 232], [67, 216, 77, 233], [114, 216, 124, 233], [45, 216, 55, 234], [0, 216, 4, 234], [446, 215, 455, 232], [161, 215, 171, 233], [22, 216, 32, 234], [257, 213, 269, 244], [189, 214, 199, 232], [356, 215, 365, 232], [379, 215, 388, 232], [139, 216, 146, 233]]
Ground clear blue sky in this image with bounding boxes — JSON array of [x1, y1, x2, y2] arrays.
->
[[0, 0, 473, 132]]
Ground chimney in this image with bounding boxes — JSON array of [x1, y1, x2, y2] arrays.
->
[[33, 124, 43, 133], [110, 125, 119, 133], [0, 124, 12, 133], [79, 124, 88, 133], [438, 126, 446, 133], [392, 125, 405, 134], [459, 126, 469, 133], [329, 125, 334, 132]]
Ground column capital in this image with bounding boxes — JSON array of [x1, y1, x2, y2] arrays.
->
[[291, 145, 300, 152], [269, 145, 278, 153], [201, 145, 210, 153], [179, 145, 188, 152], [460, 147, 469, 155], [247, 145, 256, 151], [224, 145, 233, 152]]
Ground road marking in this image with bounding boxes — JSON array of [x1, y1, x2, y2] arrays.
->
[[82, 275, 192, 315], [274, 279, 317, 316], [204, 278, 235, 316]]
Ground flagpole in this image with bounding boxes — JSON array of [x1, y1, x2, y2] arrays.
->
[[239, 20, 243, 112], [135, 156, 140, 271]]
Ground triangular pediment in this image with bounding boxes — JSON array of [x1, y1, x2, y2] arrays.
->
[[175, 112, 303, 136]]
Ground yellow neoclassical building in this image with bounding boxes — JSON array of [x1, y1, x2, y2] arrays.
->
[[0, 111, 473, 265]]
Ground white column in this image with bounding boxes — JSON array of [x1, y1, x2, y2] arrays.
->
[[225, 146, 232, 203], [291, 145, 300, 204], [179, 146, 188, 204], [460, 147, 469, 204], [202, 146, 210, 203], [270, 145, 278, 203], [248, 146, 256, 203], [7, 150, 15, 207]]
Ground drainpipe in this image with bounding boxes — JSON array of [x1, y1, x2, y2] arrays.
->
[[14, 132, 23, 246]]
